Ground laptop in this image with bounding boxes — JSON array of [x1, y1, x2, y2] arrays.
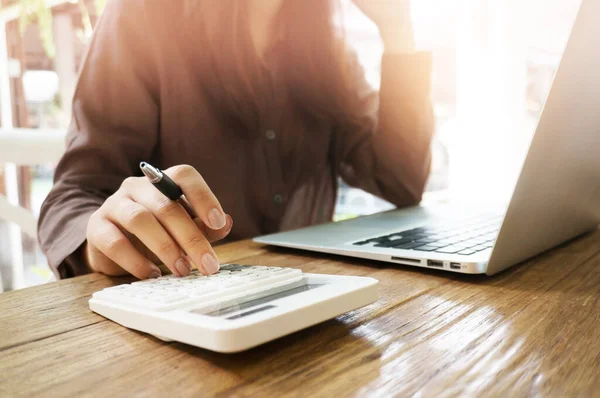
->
[[254, 0, 600, 275]]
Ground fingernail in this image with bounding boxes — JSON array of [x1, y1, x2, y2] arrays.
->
[[175, 257, 191, 276], [208, 208, 226, 229], [202, 253, 220, 274], [149, 268, 162, 279]]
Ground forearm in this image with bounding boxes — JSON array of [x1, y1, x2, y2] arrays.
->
[[338, 50, 434, 206], [371, 102, 434, 204], [379, 20, 416, 54]]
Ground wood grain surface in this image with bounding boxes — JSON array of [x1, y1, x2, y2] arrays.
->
[[1, 232, 600, 397]]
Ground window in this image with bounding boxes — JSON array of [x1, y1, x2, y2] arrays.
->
[[334, 0, 581, 220]]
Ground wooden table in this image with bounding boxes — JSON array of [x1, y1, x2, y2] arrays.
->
[[2, 231, 600, 397]]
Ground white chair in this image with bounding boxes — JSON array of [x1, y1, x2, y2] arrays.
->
[[0, 128, 66, 291]]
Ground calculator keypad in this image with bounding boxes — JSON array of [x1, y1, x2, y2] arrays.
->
[[92, 264, 303, 311]]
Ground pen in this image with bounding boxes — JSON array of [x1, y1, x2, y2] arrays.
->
[[139, 162, 198, 219]]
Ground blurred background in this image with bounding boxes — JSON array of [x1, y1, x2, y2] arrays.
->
[[0, 0, 582, 291]]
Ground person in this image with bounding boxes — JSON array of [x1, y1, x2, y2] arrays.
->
[[38, 0, 434, 280]]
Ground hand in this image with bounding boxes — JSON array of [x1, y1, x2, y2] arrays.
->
[[351, 0, 415, 53], [84, 165, 233, 279], [351, 0, 411, 30]]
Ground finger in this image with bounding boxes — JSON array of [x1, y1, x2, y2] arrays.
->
[[86, 211, 128, 276], [88, 217, 162, 280], [194, 214, 233, 243], [129, 184, 221, 275], [107, 198, 192, 277], [85, 241, 128, 276], [164, 165, 227, 230], [128, 233, 162, 264], [178, 197, 198, 219]]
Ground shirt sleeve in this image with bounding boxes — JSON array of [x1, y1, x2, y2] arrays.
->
[[334, 50, 435, 207], [38, 0, 160, 279]]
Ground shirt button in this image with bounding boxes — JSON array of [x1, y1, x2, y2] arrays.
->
[[265, 129, 276, 141], [273, 194, 284, 204]]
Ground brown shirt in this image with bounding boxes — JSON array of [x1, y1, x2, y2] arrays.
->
[[38, 0, 434, 279]]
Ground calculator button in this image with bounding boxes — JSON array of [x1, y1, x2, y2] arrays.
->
[[92, 265, 304, 311], [132, 280, 153, 285], [189, 292, 222, 303], [103, 285, 128, 291], [242, 274, 263, 281], [220, 264, 245, 272], [212, 273, 233, 279], [189, 286, 218, 295]]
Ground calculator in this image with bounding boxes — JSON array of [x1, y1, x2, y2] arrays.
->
[[89, 264, 378, 353]]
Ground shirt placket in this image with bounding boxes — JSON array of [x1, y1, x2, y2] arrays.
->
[[260, 54, 286, 230]]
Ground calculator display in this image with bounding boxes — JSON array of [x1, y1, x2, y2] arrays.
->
[[196, 283, 324, 318]]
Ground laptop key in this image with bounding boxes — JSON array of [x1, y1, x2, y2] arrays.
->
[[457, 250, 476, 256], [453, 243, 474, 250], [436, 238, 457, 245], [414, 233, 431, 239], [368, 237, 390, 244], [413, 245, 442, 252], [453, 228, 471, 235], [470, 238, 488, 245], [394, 242, 424, 250], [353, 240, 370, 246], [386, 234, 405, 240], [375, 238, 415, 248], [435, 245, 464, 254], [415, 238, 436, 244]]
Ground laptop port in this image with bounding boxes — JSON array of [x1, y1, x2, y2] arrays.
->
[[392, 256, 420, 264], [450, 263, 461, 270], [427, 260, 444, 268]]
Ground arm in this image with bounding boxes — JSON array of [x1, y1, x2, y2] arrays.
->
[[335, 49, 434, 207], [40, 1, 230, 280], [38, 0, 160, 278], [335, 0, 434, 206]]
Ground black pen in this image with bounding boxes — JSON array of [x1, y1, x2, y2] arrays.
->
[[139, 162, 198, 219]]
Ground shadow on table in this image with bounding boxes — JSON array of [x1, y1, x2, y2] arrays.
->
[[166, 316, 381, 383]]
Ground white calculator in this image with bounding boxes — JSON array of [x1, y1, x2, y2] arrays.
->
[[89, 264, 378, 353]]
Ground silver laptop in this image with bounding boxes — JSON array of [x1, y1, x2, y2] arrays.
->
[[254, 0, 600, 275]]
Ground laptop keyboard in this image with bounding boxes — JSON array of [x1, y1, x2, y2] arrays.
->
[[352, 214, 502, 256]]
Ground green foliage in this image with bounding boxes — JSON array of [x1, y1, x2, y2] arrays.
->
[[0, 0, 107, 59], [17, 0, 55, 58]]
